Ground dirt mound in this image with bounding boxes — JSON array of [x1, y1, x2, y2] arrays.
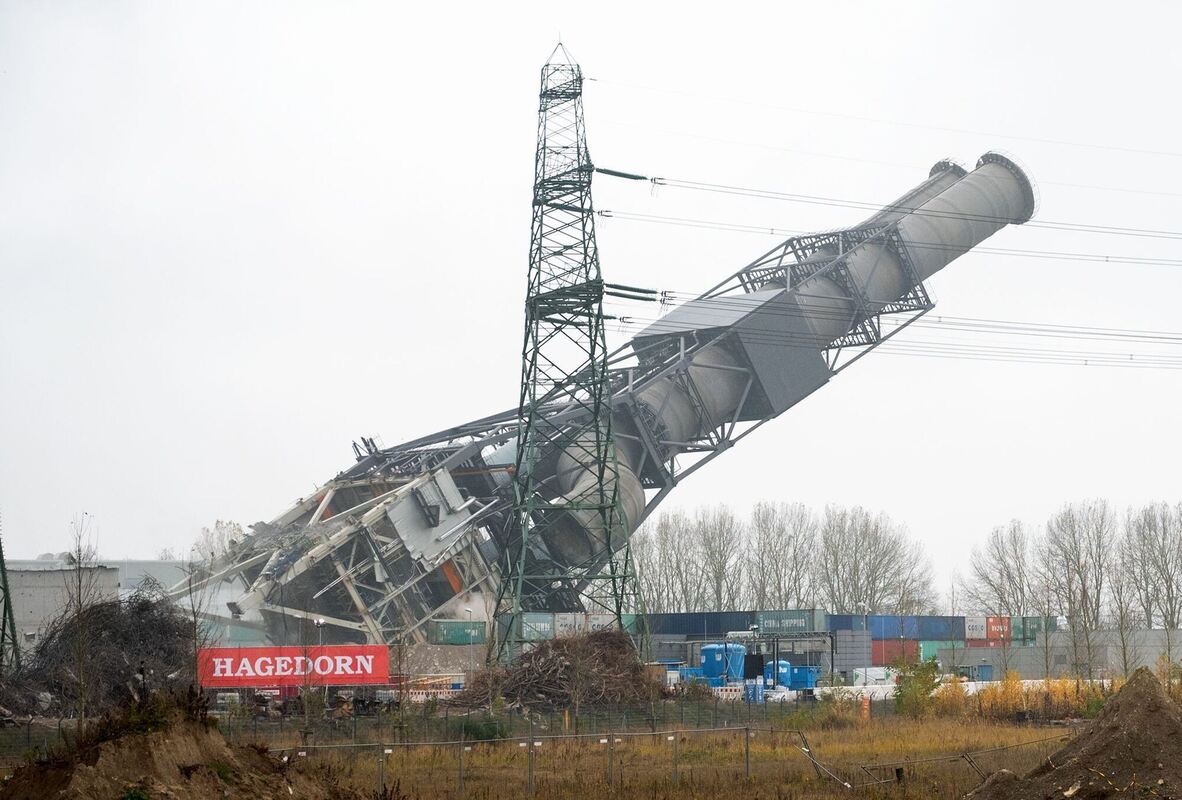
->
[[968, 667, 1182, 800], [0, 717, 362, 800]]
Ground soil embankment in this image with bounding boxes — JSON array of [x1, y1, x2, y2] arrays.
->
[[969, 667, 1182, 800]]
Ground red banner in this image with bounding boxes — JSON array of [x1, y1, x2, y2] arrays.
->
[[198, 645, 389, 688]]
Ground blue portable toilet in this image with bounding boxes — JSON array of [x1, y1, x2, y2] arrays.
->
[[700, 642, 747, 683], [763, 659, 791, 687], [789, 666, 820, 691]]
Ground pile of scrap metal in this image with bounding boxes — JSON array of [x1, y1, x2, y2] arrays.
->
[[171, 154, 1034, 650]]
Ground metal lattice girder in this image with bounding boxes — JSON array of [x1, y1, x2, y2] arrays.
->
[[173, 144, 1033, 654], [495, 49, 645, 661]]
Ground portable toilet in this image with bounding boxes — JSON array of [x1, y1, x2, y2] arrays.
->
[[701, 642, 747, 683], [789, 665, 820, 691], [763, 659, 791, 688]]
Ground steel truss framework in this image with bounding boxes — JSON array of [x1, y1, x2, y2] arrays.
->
[[494, 50, 643, 660], [181, 203, 940, 651], [172, 135, 1033, 656], [0, 517, 19, 677]]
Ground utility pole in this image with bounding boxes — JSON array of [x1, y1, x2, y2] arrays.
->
[[495, 44, 644, 661], [0, 510, 20, 676]]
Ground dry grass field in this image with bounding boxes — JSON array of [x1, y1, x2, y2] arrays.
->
[[300, 716, 1071, 799]]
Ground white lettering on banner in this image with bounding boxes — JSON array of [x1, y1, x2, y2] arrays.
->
[[207, 651, 383, 681]]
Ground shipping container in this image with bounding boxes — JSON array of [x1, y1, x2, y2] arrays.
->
[[587, 613, 616, 632], [646, 611, 755, 637], [869, 615, 919, 640], [965, 616, 987, 639], [827, 614, 868, 632], [965, 638, 1005, 648], [986, 616, 1011, 640], [918, 640, 964, 661], [917, 616, 962, 641], [554, 613, 584, 637], [755, 609, 826, 634], [708, 611, 757, 635], [646, 613, 704, 636], [428, 620, 487, 645], [871, 639, 919, 666], [1020, 616, 1058, 639], [521, 612, 554, 641]]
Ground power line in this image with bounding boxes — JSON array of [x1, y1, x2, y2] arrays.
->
[[587, 76, 1182, 160], [645, 177, 1182, 241], [599, 295, 1182, 371], [600, 211, 1182, 269], [611, 294, 1182, 345], [598, 121, 1182, 200]]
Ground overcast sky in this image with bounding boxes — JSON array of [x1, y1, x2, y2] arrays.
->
[[2, 2, 1180, 587]]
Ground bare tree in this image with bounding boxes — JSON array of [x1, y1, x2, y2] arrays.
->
[[746, 501, 816, 609], [193, 520, 244, 565], [963, 520, 1031, 616], [633, 509, 705, 613], [1108, 527, 1143, 678], [63, 513, 103, 720], [694, 505, 744, 611], [179, 551, 221, 688], [1040, 500, 1114, 679], [813, 506, 935, 614]]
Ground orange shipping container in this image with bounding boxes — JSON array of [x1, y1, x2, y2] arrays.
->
[[986, 616, 1011, 640], [871, 639, 920, 665]]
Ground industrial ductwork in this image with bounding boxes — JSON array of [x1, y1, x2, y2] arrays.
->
[[175, 152, 1034, 646]]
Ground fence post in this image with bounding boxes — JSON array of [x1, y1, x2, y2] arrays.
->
[[672, 731, 679, 782], [458, 738, 465, 796], [607, 731, 614, 785], [744, 727, 751, 779], [377, 749, 385, 796], [527, 737, 536, 796]]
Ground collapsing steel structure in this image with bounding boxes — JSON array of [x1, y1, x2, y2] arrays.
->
[[174, 84, 1034, 649]]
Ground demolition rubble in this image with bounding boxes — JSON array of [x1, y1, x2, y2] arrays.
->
[[451, 629, 659, 711]]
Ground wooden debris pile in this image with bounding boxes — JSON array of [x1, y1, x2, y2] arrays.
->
[[451, 629, 658, 710], [0, 584, 195, 717]]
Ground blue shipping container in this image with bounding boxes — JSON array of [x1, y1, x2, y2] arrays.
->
[[917, 616, 960, 640], [827, 614, 868, 632], [869, 615, 919, 640]]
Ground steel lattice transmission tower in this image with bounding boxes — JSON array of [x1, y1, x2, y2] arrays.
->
[[495, 47, 644, 659], [0, 511, 20, 677]]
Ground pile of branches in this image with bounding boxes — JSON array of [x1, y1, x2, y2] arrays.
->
[[451, 629, 658, 710], [0, 584, 195, 717]]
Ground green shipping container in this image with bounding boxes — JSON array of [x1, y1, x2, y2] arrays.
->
[[1009, 618, 1024, 642], [919, 640, 965, 661], [428, 620, 487, 645], [1020, 616, 1058, 640], [521, 612, 555, 641], [755, 609, 827, 634]]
